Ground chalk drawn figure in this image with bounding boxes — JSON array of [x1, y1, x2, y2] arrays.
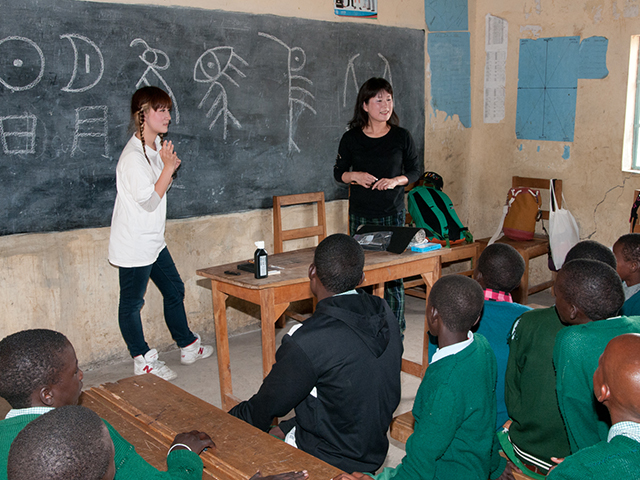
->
[[0, 36, 44, 92], [194, 46, 248, 139], [0, 113, 37, 155], [258, 32, 317, 153], [60, 34, 104, 93], [71, 106, 109, 158], [130, 39, 180, 124], [343, 53, 393, 107]]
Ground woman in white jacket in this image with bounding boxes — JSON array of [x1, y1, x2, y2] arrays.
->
[[109, 86, 212, 380]]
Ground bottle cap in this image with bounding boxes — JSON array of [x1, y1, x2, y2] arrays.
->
[[255, 241, 265, 249]]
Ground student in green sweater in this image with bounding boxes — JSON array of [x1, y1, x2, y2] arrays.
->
[[613, 233, 640, 315], [0, 329, 307, 480], [334, 275, 509, 480], [502, 241, 618, 478], [547, 333, 640, 479], [7, 405, 116, 480], [553, 259, 640, 454]]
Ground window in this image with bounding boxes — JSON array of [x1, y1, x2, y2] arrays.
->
[[623, 35, 640, 172]]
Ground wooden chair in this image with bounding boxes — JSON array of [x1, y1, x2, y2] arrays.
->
[[272, 192, 327, 324], [273, 192, 327, 254], [476, 177, 562, 305]]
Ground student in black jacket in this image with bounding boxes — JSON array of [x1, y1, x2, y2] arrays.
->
[[229, 234, 403, 473]]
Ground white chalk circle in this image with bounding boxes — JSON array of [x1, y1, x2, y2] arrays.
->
[[0, 36, 45, 91]]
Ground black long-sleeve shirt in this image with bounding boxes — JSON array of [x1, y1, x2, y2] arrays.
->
[[333, 125, 422, 218]]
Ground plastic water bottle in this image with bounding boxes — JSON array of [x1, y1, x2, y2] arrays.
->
[[254, 241, 268, 279]]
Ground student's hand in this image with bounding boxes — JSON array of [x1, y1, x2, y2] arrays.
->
[[495, 460, 516, 480], [269, 425, 285, 439], [547, 457, 565, 473], [250, 470, 308, 480], [160, 140, 181, 173], [332, 473, 368, 480], [171, 430, 215, 455]]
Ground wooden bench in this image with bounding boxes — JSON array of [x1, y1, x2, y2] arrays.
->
[[390, 413, 532, 480], [80, 374, 342, 480]]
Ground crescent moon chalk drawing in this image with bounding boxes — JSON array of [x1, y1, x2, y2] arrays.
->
[[60, 34, 105, 93], [0, 36, 45, 92]]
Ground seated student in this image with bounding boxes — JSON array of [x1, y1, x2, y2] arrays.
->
[[335, 275, 507, 480], [0, 328, 214, 480], [7, 405, 116, 480], [451, 243, 531, 429], [613, 233, 640, 315], [230, 233, 402, 474], [547, 334, 640, 479], [553, 259, 640, 453], [502, 240, 617, 477]]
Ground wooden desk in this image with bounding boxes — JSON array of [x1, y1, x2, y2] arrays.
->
[[80, 374, 342, 480], [198, 244, 477, 410]]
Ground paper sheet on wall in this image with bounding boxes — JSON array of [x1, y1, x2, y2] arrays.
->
[[484, 14, 508, 123]]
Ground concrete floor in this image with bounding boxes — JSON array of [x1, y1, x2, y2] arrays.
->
[[77, 287, 555, 473]]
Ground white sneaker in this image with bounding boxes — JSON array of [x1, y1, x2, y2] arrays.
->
[[133, 348, 177, 381], [181, 333, 214, 365]]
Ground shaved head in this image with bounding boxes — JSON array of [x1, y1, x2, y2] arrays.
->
[[593, 333, 640, 423]]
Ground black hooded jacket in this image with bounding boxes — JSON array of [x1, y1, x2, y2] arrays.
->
[[229, 291, 403, 473]]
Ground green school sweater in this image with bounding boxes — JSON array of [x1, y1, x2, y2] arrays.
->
[[505, 306, 571, 463], [546, 435, 640, 479], [553, 315, 640, 453], [0, 413, 203, 480], [373, 334, 505, 480]]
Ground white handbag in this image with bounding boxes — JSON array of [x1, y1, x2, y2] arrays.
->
[[548, 180, 579, 270]]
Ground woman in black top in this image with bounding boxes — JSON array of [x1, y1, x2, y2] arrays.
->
[[334, 77, 422, 333]]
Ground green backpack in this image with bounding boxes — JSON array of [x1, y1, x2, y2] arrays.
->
[[407, 185, 473, 247]]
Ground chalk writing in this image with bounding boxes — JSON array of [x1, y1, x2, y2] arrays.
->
[[194, 46, 248, 139], [258, 32, 316, 153], [71, 106, 109, 158], [342, 53, 393, 107], [60, 34, 105, 93], [130, 39, 180, 124], [0, 36, 44, 92], [0, 113, 37, 154]]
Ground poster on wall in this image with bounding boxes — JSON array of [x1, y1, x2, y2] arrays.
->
[[335, 0, 378, 18]]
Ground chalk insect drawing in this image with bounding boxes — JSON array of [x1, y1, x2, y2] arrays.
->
[[194, 46, 248, 139], [0, 36, 45, 92], [343, 53, 393, 107], [258, 32, 316, 153], [130, 39, 180, 124], [0, 113, 37, 155], [71, 106, 109, 158], [60, 34, 104, 93]]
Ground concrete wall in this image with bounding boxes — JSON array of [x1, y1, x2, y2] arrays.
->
[[3, 0, 639, 367]]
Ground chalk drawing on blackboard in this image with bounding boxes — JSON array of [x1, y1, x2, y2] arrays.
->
[[258, 32, 317, 153], [0, 36, 44, 92], [130, 39, 180, 124], [71, 106, 109, 158], [0, 113, 37, 154], [342, 53, 393, 107], [60, 34, 104, 93], [194, 46, 248, 140]]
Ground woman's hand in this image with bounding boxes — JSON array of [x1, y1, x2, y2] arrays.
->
[[371, 175, 408, 190], [160, 140, 181, 174], [343, 171, 378, 188]]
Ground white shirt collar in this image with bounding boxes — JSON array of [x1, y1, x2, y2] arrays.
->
[[5, 406, 54, 420], [431, 331, 474, 364], [608, 421, 640, 443]]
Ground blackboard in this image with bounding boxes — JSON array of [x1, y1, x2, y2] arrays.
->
[[0, 0, 425, 235]]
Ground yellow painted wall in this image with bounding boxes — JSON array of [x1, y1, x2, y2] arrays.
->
[[4, 0, 640, 367]]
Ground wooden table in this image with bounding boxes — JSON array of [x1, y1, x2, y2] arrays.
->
[[198, 243, 478, 410], [81, 374, 342, 480]]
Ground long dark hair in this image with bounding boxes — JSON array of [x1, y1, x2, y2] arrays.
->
[[130, 86, 172, 164], [347, 77, 399, 130]]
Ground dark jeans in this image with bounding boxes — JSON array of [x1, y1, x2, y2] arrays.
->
[[118, 246, 196, 358], [349, 210, 406, 334]]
